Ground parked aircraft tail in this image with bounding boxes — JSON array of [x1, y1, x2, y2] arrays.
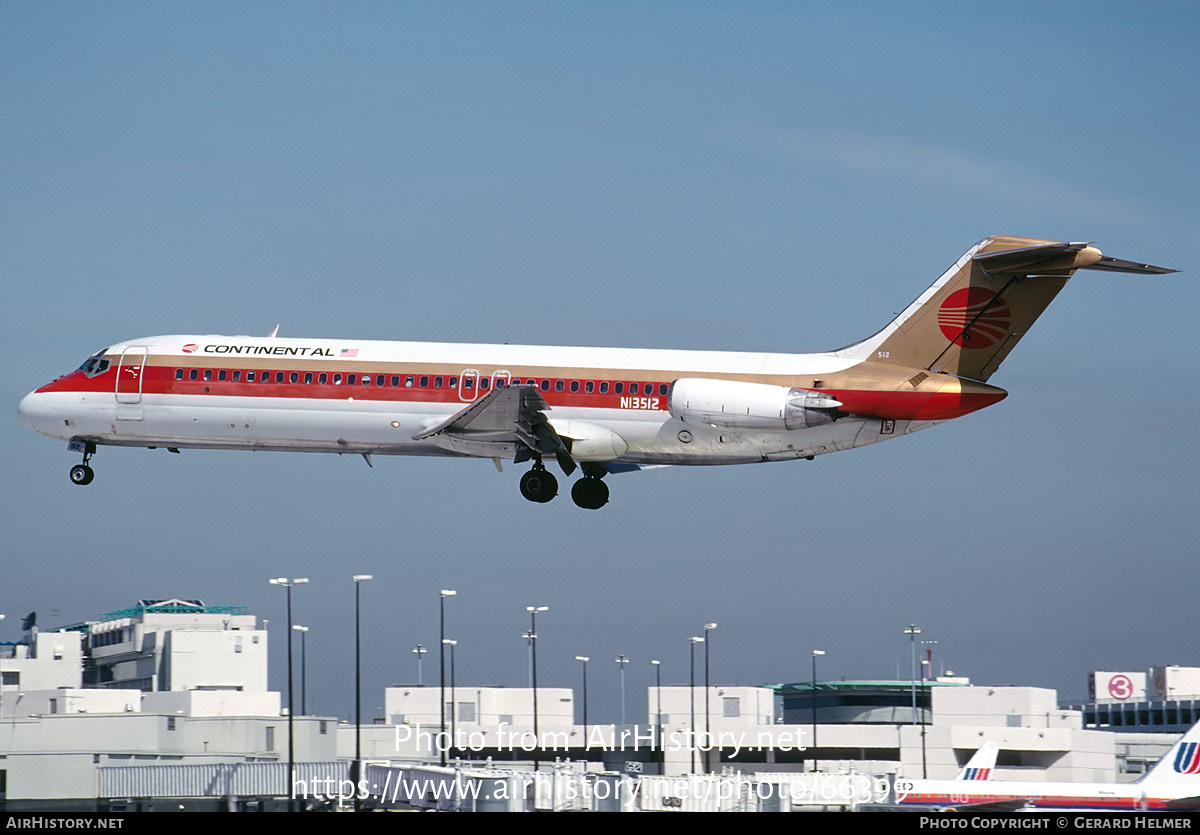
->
[[1137, 719, 1200, 802], [955, 741, 998, 780]]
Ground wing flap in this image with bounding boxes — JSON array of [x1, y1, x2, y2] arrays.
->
[[412, 385, 576, 474]]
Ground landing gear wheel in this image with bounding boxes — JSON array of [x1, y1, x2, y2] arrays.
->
[[571, 477, 609, 510], [519, 467, 558, 503], [69, 464, 95, 486]]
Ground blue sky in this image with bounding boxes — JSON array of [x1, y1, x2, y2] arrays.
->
[[3, 2, 1197, 722]]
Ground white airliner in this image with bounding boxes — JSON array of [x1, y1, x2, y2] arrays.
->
[[895, 719, 1200, 811], [18, 236, 1173, 508]]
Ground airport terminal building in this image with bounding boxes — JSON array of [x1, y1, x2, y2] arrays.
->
[[0, 599, 1194, 811]]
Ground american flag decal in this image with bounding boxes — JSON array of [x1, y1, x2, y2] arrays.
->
[[340, 348, 359, 357]]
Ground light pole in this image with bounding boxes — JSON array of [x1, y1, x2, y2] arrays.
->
[[439, 590, 456, 768], [615, 655, 628, 725], [651, 659, 662, 769], [650, 660, 662, 722], [575, 656, 590, 747], [293, 625, 309, 716], [352, 574, 373, 812], [443, 639, 457, 759], [522, 631, 534, 686], [921, 657, 930, 778], [811, 650, 825, 772], [269, 577, 307, 812], [921, 637, 938, 769], [703, 622, 717, 773], [904, 624, 921, 726], [527, 606, 548, 769], [0, 614, 5, 721], [689, 636, 704, 774], [412, 644, 427, 686]]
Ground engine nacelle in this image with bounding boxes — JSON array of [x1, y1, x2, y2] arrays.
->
[[667, 378, 843, 431]]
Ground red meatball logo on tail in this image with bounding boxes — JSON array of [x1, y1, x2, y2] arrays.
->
[[938, 288, 1011, 348]]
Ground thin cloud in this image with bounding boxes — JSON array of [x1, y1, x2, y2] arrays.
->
[[722, 124, 1158, 226]]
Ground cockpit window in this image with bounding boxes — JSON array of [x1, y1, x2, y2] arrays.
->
[[78, 351, 111, 378]]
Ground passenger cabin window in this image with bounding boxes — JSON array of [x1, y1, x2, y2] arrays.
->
[[600, 382, 609, 394], [420, 376, 429, 387], [347, 374, 356, 385], [585, 381, 594, 393], [233, 370, 242, 382], [246, 371, 255, 382], [449, 376, 458, 389], [614, 382, 624, 394], [175, 369, 183, 380], [540, 380, 549, 391]]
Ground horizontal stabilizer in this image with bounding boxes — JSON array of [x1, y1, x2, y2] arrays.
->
[[974, 241, 1096, 274], [1085, 255, 1177, 275], [974, 241, 1176, 275]]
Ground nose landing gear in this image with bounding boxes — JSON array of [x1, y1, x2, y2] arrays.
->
[[69, 442, 97, 486]]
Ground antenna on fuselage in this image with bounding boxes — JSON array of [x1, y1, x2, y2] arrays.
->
[[267, 325, 280, 338]]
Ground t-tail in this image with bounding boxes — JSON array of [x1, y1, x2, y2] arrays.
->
[[954, 742, 998, 781], [845, 236, 1176, 384], [1137, 719, 1200, 805]]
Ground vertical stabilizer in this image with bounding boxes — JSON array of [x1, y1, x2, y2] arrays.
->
[[1138, 720, 1200, 801], [955, 742, 998, 780], [846, 236, 1174, 383]]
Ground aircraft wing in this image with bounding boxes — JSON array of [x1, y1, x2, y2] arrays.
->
[[413, 385, 577, 474]]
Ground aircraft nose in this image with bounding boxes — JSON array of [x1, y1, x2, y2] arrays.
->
[[18, 390, 37, 428], [18, 390, 58, 436]]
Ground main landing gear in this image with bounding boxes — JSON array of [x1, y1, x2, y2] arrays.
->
[[519, 463, 558, 503], [519, 460, 609, 509], [69, 442, 97, 486], [571, 474, 609, 510]]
